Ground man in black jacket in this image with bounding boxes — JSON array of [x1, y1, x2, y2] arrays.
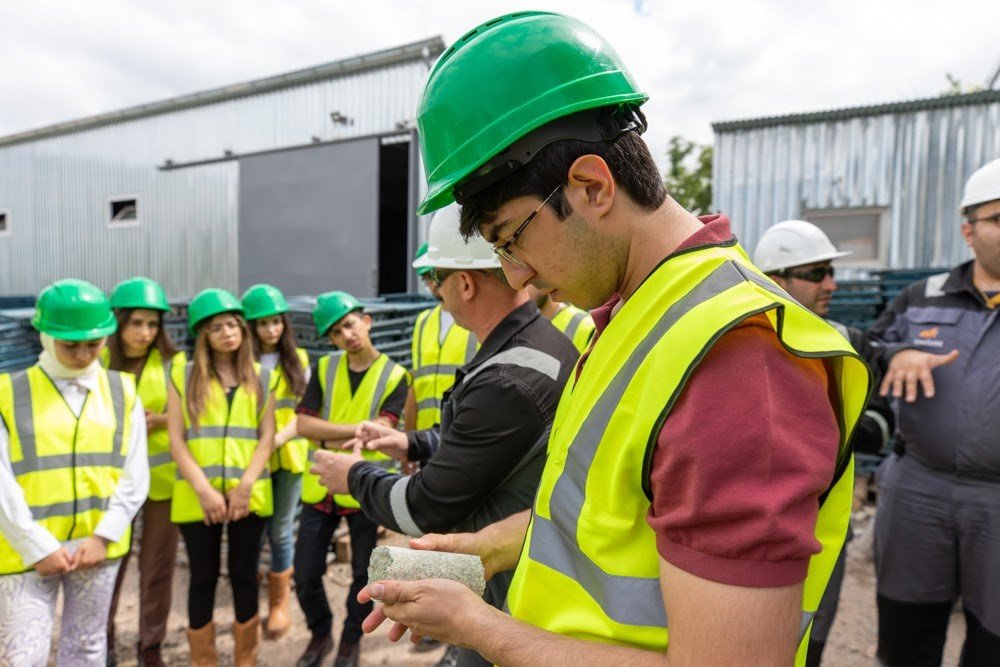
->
[[311, 204, 578, 667], [754, 220, 895, 666]]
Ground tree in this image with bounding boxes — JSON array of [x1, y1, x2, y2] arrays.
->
[[664, 136, 713, 215]]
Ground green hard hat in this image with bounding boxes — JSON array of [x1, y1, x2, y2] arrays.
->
[[413, 243, 433, 276], [416, 11, 648, 214], [241, 284, 289, 321], [187, 288, 243, 334], [109, 276, 170, 312], [33, 279, 117, 341], [313, 291, 362, 336]]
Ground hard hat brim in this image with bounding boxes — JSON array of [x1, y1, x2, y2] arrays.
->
[[765, 249, 853, 273], [36, 317, 118, 342]]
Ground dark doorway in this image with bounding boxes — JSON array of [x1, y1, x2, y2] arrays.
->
[[378, 140, 410, 295]]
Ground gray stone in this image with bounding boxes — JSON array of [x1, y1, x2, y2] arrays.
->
[[367, 545, 486, 597]]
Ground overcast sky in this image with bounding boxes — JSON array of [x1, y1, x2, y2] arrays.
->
[[3, 0, 999, 166]]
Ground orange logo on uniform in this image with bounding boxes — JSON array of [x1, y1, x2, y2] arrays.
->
[[918, 327, 939, 339]]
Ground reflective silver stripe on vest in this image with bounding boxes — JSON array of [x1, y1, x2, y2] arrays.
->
[[413, 364, 461, 379], [369, 359, 399, 420], [275, 398, 299, 410], [185, 426, 259, 440], [178, 465, 270, 481], [11, 452, 124, 476], [539, 261, 750, 628], [461, 347, 561, 384], [389, 475, 423, 537], [464, 330, 478, 363], [322, 354, 338, 419], [563, 310, 588, 342], [29, 495, 110, 521], [147, 451, 174, 468], [10, 370, 128, 477], [417, 397, 440, 412]]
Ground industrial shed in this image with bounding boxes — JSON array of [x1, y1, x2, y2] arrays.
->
[[712, 90, 1000, 272], [0, 37, 444, 298]]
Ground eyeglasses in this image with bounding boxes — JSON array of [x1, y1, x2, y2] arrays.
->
[[969, 213, 1000, 228], [779, 266, 835, 283], [492, 184, 563, 269], [427, 268, 457, 287]]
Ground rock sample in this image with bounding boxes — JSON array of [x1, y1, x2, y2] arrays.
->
[[368, 545, 486, 596]]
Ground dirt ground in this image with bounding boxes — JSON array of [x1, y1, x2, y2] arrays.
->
[[100, 506, 967, 666]]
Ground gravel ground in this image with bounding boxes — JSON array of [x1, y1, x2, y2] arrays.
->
[[97, 509, 967, 666]]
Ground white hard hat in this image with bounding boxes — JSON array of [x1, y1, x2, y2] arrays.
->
[[752, 220, 852, 273], [959, 157, 1000, 212], [411, 204, 501, 271]]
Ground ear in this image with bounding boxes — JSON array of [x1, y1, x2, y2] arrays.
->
[[565, 154, 615, 217], [458, 271, 478, 302], [361, 313, 373, 327], [960, 222, 974, 248]]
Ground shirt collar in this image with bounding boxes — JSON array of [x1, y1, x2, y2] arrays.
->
[[53, 372, 101, 394], [463, 300, 541, 370]]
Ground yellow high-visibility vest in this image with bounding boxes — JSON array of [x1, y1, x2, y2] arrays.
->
[[268, 347, 310, 474], [300, 353, 409, 507], [549, 304, 596, 353], [410, 305, 477, 429], [101, 347, 185, 501], [169, 362, 275, 524], [506, 242, 869, 665], [0, 366, 137, 574]]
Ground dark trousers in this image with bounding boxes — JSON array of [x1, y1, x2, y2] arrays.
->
[[178, 515, 267, 629], [107, 499, 179, 650], [293, 505, 378, 644], [877, 595, 1000, 667]]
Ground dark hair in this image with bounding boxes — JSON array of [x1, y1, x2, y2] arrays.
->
[[250, 313, 307, 397], [106, 308, 178, 371], [964, 204, 980, 223], [458, 128, 666, 240]]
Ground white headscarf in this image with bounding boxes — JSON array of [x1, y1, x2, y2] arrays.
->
[[37, 333, 104, 381]]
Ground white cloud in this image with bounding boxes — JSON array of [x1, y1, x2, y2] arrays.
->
[[2, 0, 999, 168]]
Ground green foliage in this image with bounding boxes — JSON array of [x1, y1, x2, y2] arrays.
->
[[941, 73, 983, 97], [664, 136, 713, 215]]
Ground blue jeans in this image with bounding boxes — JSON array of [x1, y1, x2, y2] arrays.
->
[[265, 469, 302, 572]]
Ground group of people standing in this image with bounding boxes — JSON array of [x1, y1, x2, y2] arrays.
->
[[0, 208, 597, 667]]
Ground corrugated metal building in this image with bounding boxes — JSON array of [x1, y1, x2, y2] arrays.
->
[[0, 37, 444, 298], [712, 90, 1000, 271]]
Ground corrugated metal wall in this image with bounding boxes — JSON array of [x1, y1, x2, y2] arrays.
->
[[713, 100, 1000, 269], [0, 60, 429, 297]]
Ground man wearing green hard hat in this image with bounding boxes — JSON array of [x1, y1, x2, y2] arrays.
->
[[288, 291, 409, 667], [358, 12, 870, 667], [0, 279, 149, 665]]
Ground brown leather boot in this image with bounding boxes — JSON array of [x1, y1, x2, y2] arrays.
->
[[186, 622, 218, 667], [233, 615, 261, 667], [265, 567, 293, 639]]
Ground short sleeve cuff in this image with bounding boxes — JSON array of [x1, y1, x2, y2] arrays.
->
[[657, 533, 810, 588]]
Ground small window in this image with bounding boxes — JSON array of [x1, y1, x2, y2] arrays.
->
[[109, 197, 139, 227], [804, 207, 888, 268], [0, 210, 9, 237]]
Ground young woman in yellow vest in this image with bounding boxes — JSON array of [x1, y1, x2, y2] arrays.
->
[[291, 292, 409, 667], [0, 279, 149, 666], [405, 242, 477, 431], [240, 284, 308, 640], [166, 289, 276, 667], [101, 277, 184, 667]]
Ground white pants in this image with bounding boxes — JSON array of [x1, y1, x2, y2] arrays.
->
[[0, 549, 121, 667]]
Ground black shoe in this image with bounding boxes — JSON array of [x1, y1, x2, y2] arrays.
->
[[435, 645, 459, 667], [333, 640, 360, 667], [414, 636, 442, 653], [296, 634, 334, 667]]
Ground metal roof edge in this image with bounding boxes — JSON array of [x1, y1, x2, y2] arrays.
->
[[0, 36, 444, 148], [712, 89, 1000, 133]]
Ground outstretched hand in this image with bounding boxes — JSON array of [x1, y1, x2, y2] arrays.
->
[[880, 349, 959, 403]]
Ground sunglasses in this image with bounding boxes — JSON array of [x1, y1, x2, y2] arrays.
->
[[777, 266, 835, 283]]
